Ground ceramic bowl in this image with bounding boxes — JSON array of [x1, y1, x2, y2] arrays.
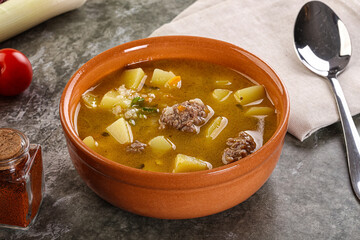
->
[[60, 36, 289, 219]]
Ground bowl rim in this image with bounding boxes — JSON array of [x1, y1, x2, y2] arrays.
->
[[59, 35, 290, 189]]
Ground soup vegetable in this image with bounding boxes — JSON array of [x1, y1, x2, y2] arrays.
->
[[77, 60, 277, 173]]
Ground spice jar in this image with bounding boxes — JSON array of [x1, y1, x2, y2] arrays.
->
[[0, 128, 44, 230]]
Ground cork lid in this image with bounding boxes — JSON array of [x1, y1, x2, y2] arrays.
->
[[0, 129, 22, 161]]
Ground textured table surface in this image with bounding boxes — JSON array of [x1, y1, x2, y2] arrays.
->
[[1, 0, 360, 239]]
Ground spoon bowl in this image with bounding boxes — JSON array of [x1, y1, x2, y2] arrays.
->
[[294, 1, 360, 200], [294, 1, 351, 77]]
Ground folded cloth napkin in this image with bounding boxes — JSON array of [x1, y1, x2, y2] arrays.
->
[[150, 0, 360, 141]]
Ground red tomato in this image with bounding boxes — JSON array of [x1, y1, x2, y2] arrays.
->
[[0, 48, 33, 96]]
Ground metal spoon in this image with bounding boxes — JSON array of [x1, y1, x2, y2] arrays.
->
[[294, 1, 360, 200]]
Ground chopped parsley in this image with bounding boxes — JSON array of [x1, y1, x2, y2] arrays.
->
[[131, 97, 145, 107]]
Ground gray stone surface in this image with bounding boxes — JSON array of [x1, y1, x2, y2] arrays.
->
[[0, 0, 360, 239]]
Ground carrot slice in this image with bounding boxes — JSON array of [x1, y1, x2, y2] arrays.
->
[[178, 105, 186, 112], [167, 76, 181, 88]]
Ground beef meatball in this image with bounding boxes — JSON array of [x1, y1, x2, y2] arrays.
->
[[222, 131, 256, 164], [126, 140, 147, 153], [159, 99, 208, 133]]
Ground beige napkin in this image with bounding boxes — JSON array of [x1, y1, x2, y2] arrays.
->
[[150, 0, 360, 141]]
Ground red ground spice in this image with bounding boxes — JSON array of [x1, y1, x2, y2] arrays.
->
[[0, 129, 44, 229]]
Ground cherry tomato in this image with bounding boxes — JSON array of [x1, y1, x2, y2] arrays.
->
[[0, 48, 33, 96]]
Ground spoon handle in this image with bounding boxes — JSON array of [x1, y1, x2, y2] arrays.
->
[[328, 76, 360, 199]]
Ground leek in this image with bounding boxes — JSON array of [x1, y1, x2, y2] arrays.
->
[[0, 0, 87, 42]]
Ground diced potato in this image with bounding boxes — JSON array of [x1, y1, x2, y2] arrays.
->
[[206, 116, 228, 140], [99, 90, 119, 109], [82, 92, 99, 108], [212, 89, 232, 102], [150, 69, 175, 87], [99, 90, 131, 109], [245, 106, 275, 116], [142, 159, 167, 172], [117, 98, 132, 108], [234, 85, 265, 105], [82, 136, 98, 149], [155, 159, 163, 165], [215, 80, 232, 86], [172, 154, 212, 173], [120, 68, 146, 91], [148, 136, 175, 155], [106, 117, 133, 144]]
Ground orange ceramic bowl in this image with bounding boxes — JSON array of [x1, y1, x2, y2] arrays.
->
[[59, 36, 289, 219]]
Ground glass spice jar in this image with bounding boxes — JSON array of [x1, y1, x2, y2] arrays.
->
[[0, 128, 44, 230]]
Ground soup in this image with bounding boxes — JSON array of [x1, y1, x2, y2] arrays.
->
[[76, 59, 277, 173]]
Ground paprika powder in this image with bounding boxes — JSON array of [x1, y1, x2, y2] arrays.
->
[[0, 128, 44, 229]]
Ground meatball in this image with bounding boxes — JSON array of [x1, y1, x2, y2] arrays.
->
[[126, 140, 147, 153], [159, 99, 208, 133], [222, 131, 256, 164]]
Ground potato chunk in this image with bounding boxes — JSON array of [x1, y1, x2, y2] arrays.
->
[[148, 136, 175, 155], [99, 90, 131, 109], [234, 85, 265, 105], [215, 80, 232, 86], [212, 89, 232, 102], [120, 68, 146, 91], [106, 117, 133, 144], [142, 159, 167, 172], [173, 154, 212, 173], [150, 69, 176, 87], [82, 136, 98, 149], [245, 106, 275, 116], [206, 116, 228, 140], [99, 90, 119, 109]]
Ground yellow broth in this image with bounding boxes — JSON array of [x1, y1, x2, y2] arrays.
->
[[76, 60, 277, 172]]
